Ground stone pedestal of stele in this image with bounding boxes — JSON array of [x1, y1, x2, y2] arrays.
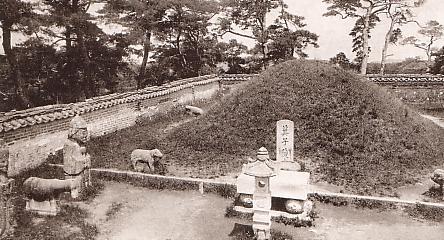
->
[[237, 158, 313, 220]]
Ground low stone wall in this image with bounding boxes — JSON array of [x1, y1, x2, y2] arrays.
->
[[91, 168, 444, 212], [1, 75, 222, 176]]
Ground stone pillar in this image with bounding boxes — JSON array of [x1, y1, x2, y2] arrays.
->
[[0, 139, 13, 238], [244, 147, 276, 240], [63, 116, 91, 198]]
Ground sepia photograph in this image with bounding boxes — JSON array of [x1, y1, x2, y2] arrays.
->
[[1, 0, 444, 239]]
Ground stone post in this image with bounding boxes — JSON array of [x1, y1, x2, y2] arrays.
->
[[0, 139, 13, 238], [63, 116, 91, 198], [244, 147, 276, 240]]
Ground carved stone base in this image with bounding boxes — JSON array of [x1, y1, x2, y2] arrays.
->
[[25, 199, 59, 216], [233, 205, 314, 226]]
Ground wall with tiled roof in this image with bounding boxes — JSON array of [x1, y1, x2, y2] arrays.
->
[[367, 74, 444, 86], [365, 74, 444, 109], [0, 75, 219, 142], [3, 75, 223, 176], [224, 73, 444, 109]]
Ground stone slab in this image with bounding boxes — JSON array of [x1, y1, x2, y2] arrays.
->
[[276, 120, 294, 162], [237, 171, 309, 200]]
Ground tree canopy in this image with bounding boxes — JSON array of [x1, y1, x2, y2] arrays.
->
[[219, 0, 318, 68], [401, 20, 444, 63], [0, 0, 440, 111]]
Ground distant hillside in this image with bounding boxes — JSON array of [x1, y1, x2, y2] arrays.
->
[[367, 58, 429, 74]]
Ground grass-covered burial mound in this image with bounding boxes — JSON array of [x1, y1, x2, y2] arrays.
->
[[167, 60, 444, 194]]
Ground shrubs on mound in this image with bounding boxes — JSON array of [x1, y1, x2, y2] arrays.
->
[[167, 60, 444, 195]]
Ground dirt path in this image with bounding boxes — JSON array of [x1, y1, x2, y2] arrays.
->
[[82, 181, 444, 240]]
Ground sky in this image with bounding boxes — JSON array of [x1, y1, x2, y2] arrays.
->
[[222, 0, 444, 62], [289, 0, 444, 62], [2, 0, 444, 63]]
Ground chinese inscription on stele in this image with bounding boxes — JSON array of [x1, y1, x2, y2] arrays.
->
[[276, 119, 294, 162]]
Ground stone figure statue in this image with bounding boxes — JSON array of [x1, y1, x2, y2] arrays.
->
[[63, 116, 91, 195], [0, 139, 12, 237], [0, 139, 8, 184]]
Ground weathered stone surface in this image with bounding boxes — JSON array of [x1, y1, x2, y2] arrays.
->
[[185, 105, 204, 115], [432, 169, 444, 186], [237, 171, 309, 200], [23, 177, 81, 215], [285, 199, 304, 214], [63, 116, 91, 194], [131, 149, 163, 173], [0, 139, 8, 182], [276, 120, 294, 162]]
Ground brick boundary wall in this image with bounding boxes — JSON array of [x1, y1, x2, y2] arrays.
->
[[1, 75, 234, 176], [0, 75, 221, 143], [366, 74, 444, 109]]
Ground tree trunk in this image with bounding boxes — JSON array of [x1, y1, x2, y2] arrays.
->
[[138, 30, 151, 89], [66, 26, 72, 50], [76, 30, 93, 99], [380, 18, 396, 75], [427, 37, 433, 64], [361, 6, 372, 75], [176, 30, 188, 74], [64, 26, 79, 103], [260, 11, 267, 70], [2, 22, 31, 109], [261, 43, 267, 70]]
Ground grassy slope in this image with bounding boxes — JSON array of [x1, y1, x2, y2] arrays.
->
[[167, 60, 444, 194], [86, 60, 444, 195]]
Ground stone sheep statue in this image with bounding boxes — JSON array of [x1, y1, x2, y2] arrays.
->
[[185, 105, 203, 116], [131, 149, 164, 174]]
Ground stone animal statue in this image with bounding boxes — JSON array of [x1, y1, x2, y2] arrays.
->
[[131, 149, 164, 173], [432, 169, 444, 188], [23, 177, 81, 216], [185, 105, 203, 115], [431, 169, 444, 200]]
